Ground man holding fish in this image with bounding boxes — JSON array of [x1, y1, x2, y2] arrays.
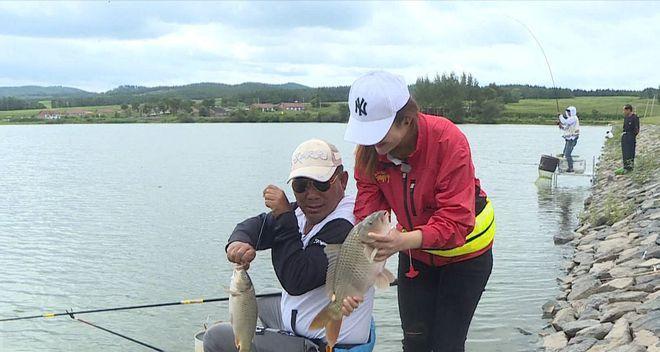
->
[[204, 139, 388, 352]]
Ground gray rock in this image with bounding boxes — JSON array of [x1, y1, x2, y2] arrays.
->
[[543, 331, 568, 350], [574, 252, 595, 265], [578, 307, 601, 320], [604, 318, 632, 345], [631, 309, 660, 335], [609, 266, 634, 278], [555, 232, 576, 245], [606, 344, 647, 352], [632, 329, 660, 348], [552, 307, 576, 330], [563, 336, 597, 352], [637, 258, 660, 268], [600, 302, 640, 323], [569, 276, 601, 300], [596, 277, 634, 294], [542, 299, 560, 319], [607, 290, 647, 303], [636, 295, 660, 314], [634, 276, 660, 292], [575, 322, 613, 339], [589, 261, 614, 278], [558, 319, 600, 337]]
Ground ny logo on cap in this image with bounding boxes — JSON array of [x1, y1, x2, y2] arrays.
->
[[355, 97, 367, 116]]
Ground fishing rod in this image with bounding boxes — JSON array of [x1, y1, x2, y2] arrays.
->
[[2, 280, 400, 323], [509, 17, 561, 115], [0, 292, 282, 322], [66, 310, 166, 352]]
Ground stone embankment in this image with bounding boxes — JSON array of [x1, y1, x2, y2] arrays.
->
[[541, 125, 660, 351]]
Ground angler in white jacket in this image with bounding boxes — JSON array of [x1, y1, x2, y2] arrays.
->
[[558, 106, 580, 172]]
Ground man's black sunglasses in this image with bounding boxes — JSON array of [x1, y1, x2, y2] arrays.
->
[[292, 174, 339, 193]]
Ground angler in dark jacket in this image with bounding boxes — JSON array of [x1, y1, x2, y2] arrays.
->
[[616, 104, 640, 175]]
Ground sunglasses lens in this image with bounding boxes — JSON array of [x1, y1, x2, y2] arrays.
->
[[292, 179, 308, 193], [292, 177, 334, 193], [313, 180, 331, 192]]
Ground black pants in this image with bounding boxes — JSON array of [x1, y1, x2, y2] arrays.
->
[[397, 250, 493, 352], [621, 132, 636, 170]]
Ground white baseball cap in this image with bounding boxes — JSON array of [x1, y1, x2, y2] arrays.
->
[[287, 139, 342, 182], [344, 71, 411, 145]]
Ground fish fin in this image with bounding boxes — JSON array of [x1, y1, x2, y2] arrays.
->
[[325, 318, 343, 351], [363, 244, 377, 263], [374, 268, 396, 290], [310, 305, 333, 330], [324, 244, 342, 297]]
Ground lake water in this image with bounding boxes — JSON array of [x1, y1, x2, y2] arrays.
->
[[0, 123, 606, 351]]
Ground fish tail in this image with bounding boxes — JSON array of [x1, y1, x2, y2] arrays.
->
[[310, 305, 333, 330], [325, 318, 343, 351]]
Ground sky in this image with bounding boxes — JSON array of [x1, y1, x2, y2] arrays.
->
[[0, 1, 658, 92]]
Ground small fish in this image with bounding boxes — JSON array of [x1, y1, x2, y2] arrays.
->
[[229, 265, 257, 352], [310, 210, 395, 351]]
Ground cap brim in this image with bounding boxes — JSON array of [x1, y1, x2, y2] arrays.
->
[[343, 114, 395, 145], [287, 166, 337, 183]]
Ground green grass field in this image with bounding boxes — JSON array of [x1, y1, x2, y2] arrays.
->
[[505, 96, 654, 116]]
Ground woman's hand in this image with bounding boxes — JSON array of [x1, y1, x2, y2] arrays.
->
[[365, 228, 423, 262], [341, 296, 363, 317], [263, 185, 290, 217]]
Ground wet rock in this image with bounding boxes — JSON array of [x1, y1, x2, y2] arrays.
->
[[542, 299, 560, 319], [555, 232, 576, 245]]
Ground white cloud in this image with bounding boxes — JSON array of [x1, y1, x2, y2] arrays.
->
[[0, 1, 657, 92]]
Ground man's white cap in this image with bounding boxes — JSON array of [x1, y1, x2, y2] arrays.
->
[[287, 139, 342, 182], [344, 71, 411, 145]]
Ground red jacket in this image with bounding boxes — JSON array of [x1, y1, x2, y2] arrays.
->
[[354, 113, 491, 267]]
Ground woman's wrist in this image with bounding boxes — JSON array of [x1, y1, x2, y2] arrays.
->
[[400, 230, 423, 251]]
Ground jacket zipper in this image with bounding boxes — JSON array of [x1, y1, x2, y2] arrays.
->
[[410, 180, 417, 216], [402, 172, 414, 231]]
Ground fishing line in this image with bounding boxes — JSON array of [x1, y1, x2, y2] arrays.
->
[[508, 16, 561, 114], [66, 310, 166, 352]]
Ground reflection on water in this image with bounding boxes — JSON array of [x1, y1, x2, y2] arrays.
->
[[0, 123, 605, 352]]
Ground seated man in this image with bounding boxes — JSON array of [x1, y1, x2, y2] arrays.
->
[[204, 139, 376, 352]]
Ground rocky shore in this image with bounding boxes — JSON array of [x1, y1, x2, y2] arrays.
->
[[541, 125, 660, 351]]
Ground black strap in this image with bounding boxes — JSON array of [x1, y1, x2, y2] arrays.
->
[[291, 309, 299, 336]]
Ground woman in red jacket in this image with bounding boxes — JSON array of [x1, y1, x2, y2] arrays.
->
[[343, 71, 495, 352]]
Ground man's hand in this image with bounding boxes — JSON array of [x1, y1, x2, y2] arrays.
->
[[226, 242, 256, 269], [341, 296, 363, 317], [263, 185, 291, 217]]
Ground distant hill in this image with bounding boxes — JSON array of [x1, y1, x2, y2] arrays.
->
[[0, 82, 315, 102], [103, 82, 311, 100], [0, 86, 94, 99]]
